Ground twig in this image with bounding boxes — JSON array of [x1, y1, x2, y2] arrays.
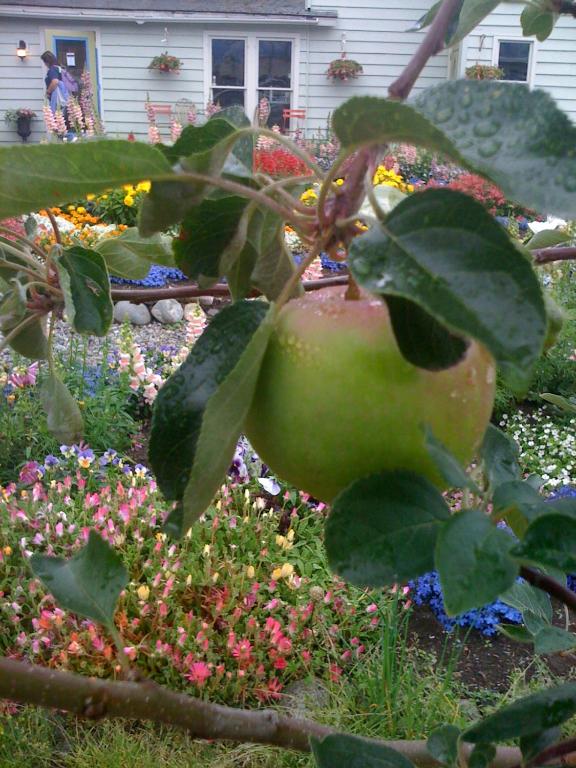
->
[[46, 209, 62, 246], [553, 0, 576, 16], [276, 233, 334, 309], [532, 246, 576, 265], [109, 275, 349, 304], [389, 0, 464, 100], [0, 658, 522, 766], [0, 225, 48, 261], [520, 566, 576, 612]]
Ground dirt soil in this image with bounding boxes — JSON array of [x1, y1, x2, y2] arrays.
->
[[408, 605, 576, 693]]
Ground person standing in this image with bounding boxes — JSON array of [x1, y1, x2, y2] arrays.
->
[[41, 51, 69, 114]]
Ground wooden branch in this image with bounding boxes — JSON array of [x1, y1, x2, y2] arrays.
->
[[388, 0, 464, 100], [532, 246, 576, 265], [109, 275, 349, 304], [520, 566, 576, 612], [0, 658, 522, 767]]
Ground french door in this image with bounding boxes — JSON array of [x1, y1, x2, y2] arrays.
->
[[207, 35, 296, 126]]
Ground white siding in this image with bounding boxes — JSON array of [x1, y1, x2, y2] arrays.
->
[[301, 0, 450, 131], [463, 3, 576, 122]]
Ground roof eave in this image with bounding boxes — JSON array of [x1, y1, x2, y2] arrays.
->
[[0, 4, 338, 25]]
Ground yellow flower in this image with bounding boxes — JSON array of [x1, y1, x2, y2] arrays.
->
[[137, 180, 151, 193], [3, 546, 12, 556], [300, 187, 318, 205], [86, 193, 95, 201], [186, 574, 193, 586], [335, 178, 344, 186], [67, 205, 76, 211], [275, 534, 293, 550], [246, 565, 255, 579], [6, 394, 15, 404], [124, 195, 135, 207], [212, 571, 220, 583], [202, 544, 211, 557], [281, 562, 294, 579], [272, 567, 282, 580], [100, 194, 108, 200], [76, 206, 86, 214], [137, 585, 150, 600], [287, 529, 295, 542]]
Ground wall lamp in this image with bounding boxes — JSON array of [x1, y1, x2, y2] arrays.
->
[[16, 40, 28, 60]]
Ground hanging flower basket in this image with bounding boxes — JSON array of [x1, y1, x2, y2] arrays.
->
[[465, 64, 504, 80], [4, 108, 37, 142], [148, 52, 182, 74], [326, 57, 363, 82]]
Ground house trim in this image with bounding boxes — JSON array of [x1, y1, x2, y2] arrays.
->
[[0, 5, 337, 26]]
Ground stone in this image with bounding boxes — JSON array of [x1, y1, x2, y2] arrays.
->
[[113, 301, 151, 325], [282, 678, 330, 717], [198, 295, 215, 308], [184, 301, 203, 320], [151, 299, 184, 324]]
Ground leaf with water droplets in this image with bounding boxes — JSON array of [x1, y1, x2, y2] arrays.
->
[[349, 189, 546, 392], [30, 530, 127, 629], [435, 509, 518, 615], [149, 300, 275, 535]]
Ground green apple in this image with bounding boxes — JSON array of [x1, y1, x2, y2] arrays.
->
[[245, 286, 496, 502]]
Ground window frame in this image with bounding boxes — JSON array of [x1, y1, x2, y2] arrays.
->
[[204, 31, 300, 122], [492, 36, 536, 87]]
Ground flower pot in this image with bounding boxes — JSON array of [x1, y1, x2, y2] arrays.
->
[[16, 115, 32, 142]]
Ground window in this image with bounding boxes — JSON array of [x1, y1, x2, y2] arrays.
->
[[496, 40, 533, 83], [207, 35, 297, 127]]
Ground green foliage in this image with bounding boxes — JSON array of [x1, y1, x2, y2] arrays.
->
[[427, 725, 460, 766], [56, 246, 113, 336], [348, 189, 546, 391], [31, 530, 128, 629], [0, 141, 172, 220], [41, 372, 83, 445], [94, 227, 175, 279], [312, 734, 415, 768], [464, 682, 576, 742], [435, 509, 518, 616], [149, 300, 274, 534], [325, 472, 450, 587]]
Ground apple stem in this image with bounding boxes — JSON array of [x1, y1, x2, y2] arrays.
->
[[345, 275, 361, 300]]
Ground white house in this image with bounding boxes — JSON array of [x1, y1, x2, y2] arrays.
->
[[0, 0, 574, 146]]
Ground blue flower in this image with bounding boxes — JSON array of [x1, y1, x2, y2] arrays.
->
[[44, 454, 59, 468]]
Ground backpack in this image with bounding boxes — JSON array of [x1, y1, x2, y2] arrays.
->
[[61, 67, 79, 95]]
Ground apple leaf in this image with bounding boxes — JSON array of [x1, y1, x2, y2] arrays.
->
[[334, 85, 576, 219], [513, 514, 576, 572], [521, 1, 558, 41], [541, 392, 576, 414], [492, 480, 548, 536], [30, 530, 128, 629], [348, 189, 546, 392], [0, 140, 172, 220], [41, 373, 83, 444], [533, 626, 576, 655], [325, 471, 450, 587], [427, 726, 461, 767], [139, 119, 240, 236], [463, 683, 576, 742], [520, 729, 562, 762], [411, 0, 500, 47], [423, 426, 481, 493], [481, 425, 522, 491], [95, 228, 175, 279], [149, 300, 275, 535], [311, 733, 416, 768], [250, 211, 300, 301], [501, 580, 553, 624], [435, 509, 518, 615], [56, 246, 113, 336], [469, 744, 497, 768], [0, 288, 48, 360], [173, 195, 249, 282], [384, 296, 468, 370], [525, 229, 571, 251]]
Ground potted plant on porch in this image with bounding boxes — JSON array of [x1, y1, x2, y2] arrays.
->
[[4, 108, 37, 142], [326, 53, 363, 82]]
